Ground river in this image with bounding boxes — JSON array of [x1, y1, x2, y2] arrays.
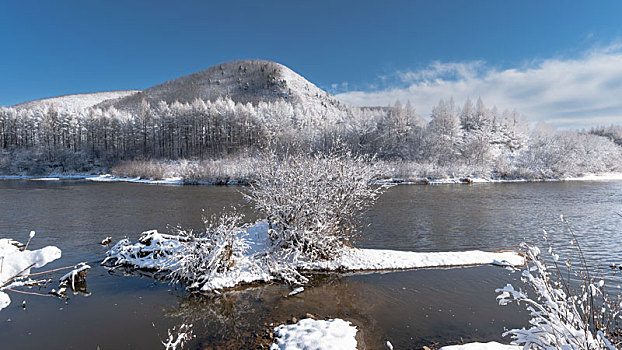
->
[[0, 180, 620, 349]]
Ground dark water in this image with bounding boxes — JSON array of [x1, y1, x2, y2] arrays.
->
[[0, 180, 621, 349]]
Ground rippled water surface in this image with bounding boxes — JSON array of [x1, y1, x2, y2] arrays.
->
[[0, 180, 621, 349]]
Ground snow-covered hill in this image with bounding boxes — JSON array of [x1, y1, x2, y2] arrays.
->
[[97, 60, 350, 112], [13, 90, 140, 111]]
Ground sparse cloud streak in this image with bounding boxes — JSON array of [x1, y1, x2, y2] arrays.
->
[[336, 48, 622, 129]]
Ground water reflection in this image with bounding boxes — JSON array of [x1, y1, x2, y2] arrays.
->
[[159, 267, 528, 349]]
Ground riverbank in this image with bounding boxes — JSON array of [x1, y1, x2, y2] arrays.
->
[[2, 172, 622, 185], [103, 222, 525, 292]]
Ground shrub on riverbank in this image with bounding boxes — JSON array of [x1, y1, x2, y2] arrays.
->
[[497, 218, 620, 349], [111, 156, 257, 184]]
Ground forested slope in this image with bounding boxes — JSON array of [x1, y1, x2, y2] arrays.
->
[[1, 60, 620, 179]]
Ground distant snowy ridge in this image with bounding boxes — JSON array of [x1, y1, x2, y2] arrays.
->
[[13, 90, 140, 111], [97, 59, 350, 112]]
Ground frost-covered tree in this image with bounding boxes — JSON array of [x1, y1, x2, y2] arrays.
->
[[245, 147, 387, 263], [423, 98, 463, 164]]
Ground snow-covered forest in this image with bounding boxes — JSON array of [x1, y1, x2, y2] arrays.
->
[[1, 93, 621, 180]]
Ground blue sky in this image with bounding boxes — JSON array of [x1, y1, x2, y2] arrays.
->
[[2, 0, 622, 127]]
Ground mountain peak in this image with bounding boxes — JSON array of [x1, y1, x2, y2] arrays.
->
[[97, 59, 346, 112]]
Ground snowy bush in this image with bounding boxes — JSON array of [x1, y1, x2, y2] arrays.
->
[[245, 148, 388, 264], [102, 230, 190, 271], [497, 219, 620, 349], [103, 210, 262, 291], [168, 210, 250, 290]]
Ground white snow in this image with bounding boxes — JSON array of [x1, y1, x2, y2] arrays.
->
[[440, 342, 520, 350], [302, 248, 524, 271], [59, 263, 91, 290], [1, 172, 621, 186], [13, 90, 140, 111], [288, 287, 304, 296], [0, 239, 62, 284], [103, 223, 524, 292], [0, 238, 62, 310], [270, 318, 358, 350], [563, 173, 622, 181], [376, 172, 622, 185], [102, 230, 189, 270], [88, 175, 184, 185]]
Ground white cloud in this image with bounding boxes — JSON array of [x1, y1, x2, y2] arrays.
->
[[336, 48, 622, 129]]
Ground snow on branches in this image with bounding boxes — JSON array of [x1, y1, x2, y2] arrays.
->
[[245, 148, 389, 265], [496, 240, 619, 349]]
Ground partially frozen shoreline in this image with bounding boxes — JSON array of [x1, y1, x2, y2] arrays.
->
[[2, 172, 622, 185], [375, 172, 622, 185]]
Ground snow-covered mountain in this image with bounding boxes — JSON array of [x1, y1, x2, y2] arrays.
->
[[97, 60, 350, 112], [13, 90, 140, 111]]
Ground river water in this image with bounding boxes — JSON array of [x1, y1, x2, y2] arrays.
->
[[0, 180, 621, 349]]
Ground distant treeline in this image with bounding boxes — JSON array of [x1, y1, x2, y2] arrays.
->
[[1, 96, 621, 178]]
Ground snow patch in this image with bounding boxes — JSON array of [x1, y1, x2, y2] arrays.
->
[[89, 175, 184, 185], [0, 292, 10, 310], [301, 248, 524, 271], [440, 342, 520, 350], [270, 318, 357, 350], [0, 238, 62, 310], [562, 173, 622, 181], [288, 287, 304, 296], [13, 90, 140, 111], [0, 239, 62, 284]]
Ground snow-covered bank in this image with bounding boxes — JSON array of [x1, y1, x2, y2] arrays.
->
[[270, 318, 358, 350], [301, 249, 524, 271], [3, 172, 622, 186], [0, 173, 184, 185], [376, 172, 622, 185], [0, 174, 101, 181], [103, 223, 524, 292], [439, 342, 520, 350], [562, 173, 622, 181], [88, 174, 184, 185], [0, 237, 62, 310]]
